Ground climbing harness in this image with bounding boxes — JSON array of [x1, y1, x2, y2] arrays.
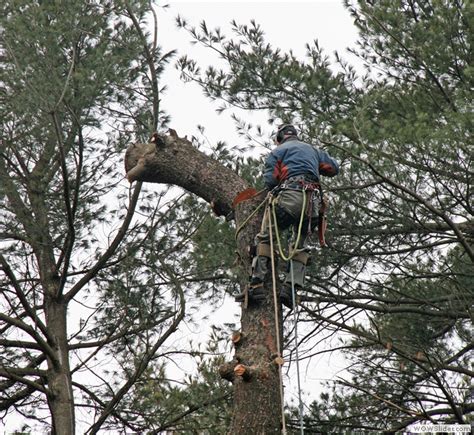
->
[[271, 188, 307, 262], [233, 182, 327, 248]]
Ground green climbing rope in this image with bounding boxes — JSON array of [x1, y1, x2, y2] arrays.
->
[[234, 195, 269, 240], [271, 189, 307, 261]]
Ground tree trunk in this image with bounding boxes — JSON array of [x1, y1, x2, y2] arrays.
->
[[229, 279, 284, 434], [125, 132, 284, 434], [45, 295, 75, 435]]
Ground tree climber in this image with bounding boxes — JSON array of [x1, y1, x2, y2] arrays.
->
[[235, 124, 339, 309]]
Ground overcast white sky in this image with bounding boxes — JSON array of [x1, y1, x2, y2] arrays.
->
[[158, 0, 360, 147]]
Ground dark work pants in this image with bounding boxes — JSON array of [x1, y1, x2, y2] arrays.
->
[[251, 188, 319, 288]]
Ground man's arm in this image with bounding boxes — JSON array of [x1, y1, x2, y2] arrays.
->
[[318, 149, 339, 177], [263, 151, 280, 189]]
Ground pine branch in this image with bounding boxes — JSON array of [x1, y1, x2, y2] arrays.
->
[[0, 369, 47, 394], [65, 181, 142, 302], [86, 265, 186, 434], [0, 254, 49, 338], [0, 313, 56, 364]]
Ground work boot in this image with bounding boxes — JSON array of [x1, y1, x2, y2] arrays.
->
[[280, 285, 298, 310], [234, 280, 266, 305]]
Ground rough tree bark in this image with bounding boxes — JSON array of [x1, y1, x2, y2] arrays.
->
[[22, 179, 76, 434], [45, 296, 75, 435], [125, 131, 285, 434]]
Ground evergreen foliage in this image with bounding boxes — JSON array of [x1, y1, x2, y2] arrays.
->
[[177, 0, 473, 431], [0, 1, 229, 432], [1, 0, 472, 432]]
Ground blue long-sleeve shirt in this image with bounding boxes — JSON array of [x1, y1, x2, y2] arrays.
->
[[263, 138, 339, 189]]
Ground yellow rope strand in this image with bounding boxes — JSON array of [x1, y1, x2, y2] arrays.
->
[[234, 196, 269, 240], [272, 190, 307, 261]]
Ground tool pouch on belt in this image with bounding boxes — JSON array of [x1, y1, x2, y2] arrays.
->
[[292, 249, 310, 265], [256, 242, 272, 258], [318, 194, 329, 247]]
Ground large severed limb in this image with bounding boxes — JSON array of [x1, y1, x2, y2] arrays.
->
[[125, 131, 248, 217]]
